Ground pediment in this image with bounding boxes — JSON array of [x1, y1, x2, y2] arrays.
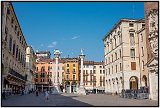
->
[[129, 29, 135, 32]]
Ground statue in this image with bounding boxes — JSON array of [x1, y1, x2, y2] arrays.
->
[[80, 49, 84, 55]]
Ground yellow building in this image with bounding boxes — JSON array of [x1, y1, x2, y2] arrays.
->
[[64, 58, 80, 93]]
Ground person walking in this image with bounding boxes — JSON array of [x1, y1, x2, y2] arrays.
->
[[44, 90, 49, 102], [36, 90, 39, 96]]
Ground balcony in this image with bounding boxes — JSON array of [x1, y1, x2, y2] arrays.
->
[[9, 68, 27, 81]]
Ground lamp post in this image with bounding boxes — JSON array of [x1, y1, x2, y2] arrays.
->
[[52, 49, 61, 94], [77, 49, 86, 95]]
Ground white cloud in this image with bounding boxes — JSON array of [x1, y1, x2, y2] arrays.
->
[[71, 36, 79, 40], [48, 41, 57, 48]]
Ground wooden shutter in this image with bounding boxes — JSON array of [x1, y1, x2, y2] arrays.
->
[[131, 62, 136, 70]]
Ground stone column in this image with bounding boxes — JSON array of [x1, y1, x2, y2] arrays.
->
[[77, 49, 86, 95], [52, 49, 61, 94]]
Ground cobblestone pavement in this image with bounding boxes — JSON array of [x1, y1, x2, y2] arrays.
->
[[2, 92, 158, 106]]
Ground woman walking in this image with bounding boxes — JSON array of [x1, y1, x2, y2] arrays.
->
[[44, 90, 49, 102]]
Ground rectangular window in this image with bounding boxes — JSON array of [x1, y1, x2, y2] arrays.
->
[[9, 37, 12, 52], [73, 75, 75, 80], [120, 49, 122, 58], [108, 57, 110, 63], [131, 62, 136, 70], [116, 65, 117, 73], [66, 75, 69, 80], [67, 69, 69, 73], [141, 34, 143, 42], [73, 64, 75, 67], [142, 24, 145, 28], [120, 63, 122, 71], [130, 49, 135, 58], [142, 61, 144, 70], [93, 70, 96, 74], [100, 70, 102, 74], [109, 68, 110, 74], [130, 33, 135, 45], [141, 47, 144, 56], [115, 52, 117, 60], [67, 64, 69, 67], [129, 23, 134, 27]]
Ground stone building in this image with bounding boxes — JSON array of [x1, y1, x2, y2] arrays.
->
[[144, 2, 158, 100], [2, 2, 28, 94], [103, 18, 145, 94], [137, 20, 149, 88]]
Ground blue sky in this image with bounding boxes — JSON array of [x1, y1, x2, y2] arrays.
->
[[12, 2, 144, 61]]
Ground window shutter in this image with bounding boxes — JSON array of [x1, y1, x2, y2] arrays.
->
[[131, 62, 136, 70]]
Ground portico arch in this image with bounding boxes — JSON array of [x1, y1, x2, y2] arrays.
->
[[129, 76, 138, 90], [142, 75, 147, 87]]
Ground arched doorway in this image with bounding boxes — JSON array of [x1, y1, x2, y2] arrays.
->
[[129, 76, 138, 90], [142, 75, 147, 87]]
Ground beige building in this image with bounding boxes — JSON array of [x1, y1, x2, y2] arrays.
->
[[137, 23, 149, 88], [103, 18, 145, 94], [2, 2, 28, 93]]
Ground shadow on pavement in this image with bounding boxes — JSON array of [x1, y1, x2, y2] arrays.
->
[[2, 93, 92, 107]]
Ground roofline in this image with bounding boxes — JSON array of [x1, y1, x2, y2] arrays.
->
[[102, 18, 144, 41], [10, 2, 28, 47]]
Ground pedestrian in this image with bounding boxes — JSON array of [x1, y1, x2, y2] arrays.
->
[[44, 90, 49, 102], [36, 90, 39, 96]]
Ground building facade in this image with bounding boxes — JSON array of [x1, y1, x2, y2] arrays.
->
[[103, 18, 145, 94], [144, 2, 158, 100], [83, 61, 94, 91], [137, 22, 149, 88], [93, 62, 105, 92], [64, 58, 80, 93], [35, 58, 53, 91], [2, 2, 28, 94], [35, 50, 51, 60]]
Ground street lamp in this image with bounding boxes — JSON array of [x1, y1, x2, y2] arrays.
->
[[77, 49, 86, 95], [52, 49, 61, 94]]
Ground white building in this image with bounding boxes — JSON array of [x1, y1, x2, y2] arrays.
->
[[83, 61, 94, 90], [25, 46, 36, 92]]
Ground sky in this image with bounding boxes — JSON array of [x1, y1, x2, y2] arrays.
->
[[12, 2, 144, 61]]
